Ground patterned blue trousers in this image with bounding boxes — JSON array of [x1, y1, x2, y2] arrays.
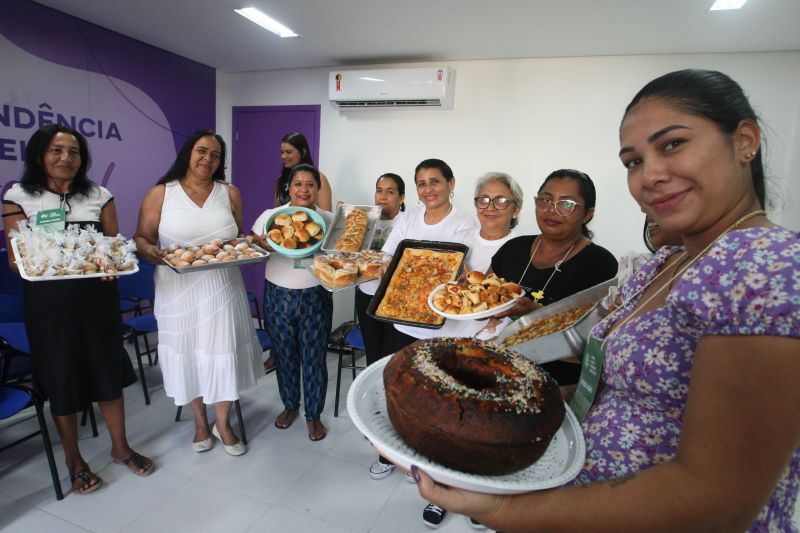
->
[[263, 280, 332, 421]]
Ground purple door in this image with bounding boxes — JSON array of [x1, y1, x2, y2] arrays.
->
[[231, 105, 321, 310]]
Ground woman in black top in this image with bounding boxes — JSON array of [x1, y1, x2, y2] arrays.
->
[[490, 169, 617, 385]]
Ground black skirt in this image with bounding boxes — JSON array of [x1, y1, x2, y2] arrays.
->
[[22, 277, 137, 416]]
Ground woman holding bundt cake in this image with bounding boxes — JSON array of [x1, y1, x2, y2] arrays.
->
[[487, 168, 618, 386], [252, 164, 333, 441], [404, 70, 800, 532], [135, 130, 262, 456]]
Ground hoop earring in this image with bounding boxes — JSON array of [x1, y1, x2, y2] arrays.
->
[[449, 191, 454, 199]]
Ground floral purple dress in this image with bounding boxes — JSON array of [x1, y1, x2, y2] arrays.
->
[[576, 226, 800, 531]]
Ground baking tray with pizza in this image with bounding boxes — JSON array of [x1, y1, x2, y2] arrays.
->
[[366, 239, 469, 329]]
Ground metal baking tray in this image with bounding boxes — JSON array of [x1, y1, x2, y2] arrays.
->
[[299, 256, 380, 293], [11, 237, 139, 281], [321, 204, 383, 253], [161, 238, 270, 274], [495, 278, 617, 364], [366, 239, 469, 329]]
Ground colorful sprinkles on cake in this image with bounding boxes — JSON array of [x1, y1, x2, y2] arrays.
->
[[410, 338, 551, 414]]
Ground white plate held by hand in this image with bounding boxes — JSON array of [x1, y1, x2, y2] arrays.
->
[[347, 357, 586, 494], [427, 283, 523, 321]]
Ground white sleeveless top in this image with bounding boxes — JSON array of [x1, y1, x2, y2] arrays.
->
[[158, 180, 237, 247]]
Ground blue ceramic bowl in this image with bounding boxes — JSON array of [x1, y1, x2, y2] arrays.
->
[[263, 206, 326, 258]]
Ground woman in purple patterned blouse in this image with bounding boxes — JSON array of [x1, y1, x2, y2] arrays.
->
[[403, 70, 800, 531]]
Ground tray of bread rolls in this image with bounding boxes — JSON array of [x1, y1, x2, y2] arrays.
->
[[321, 204, 383, 253], [302, 250, 390, 292], [159, 237, 270, 273], [494, 278, 616, 364]]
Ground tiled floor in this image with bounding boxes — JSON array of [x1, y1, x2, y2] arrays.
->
[[0, 337, 486, 533], [2, 336, 798, 533]]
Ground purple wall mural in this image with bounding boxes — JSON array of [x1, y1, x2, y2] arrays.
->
[[1, 0, 216, 236]]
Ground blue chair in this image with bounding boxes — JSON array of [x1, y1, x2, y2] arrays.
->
[[172, 328, 273, 445], [334, 324, 366, 417], [122, 314, 158, 405], [0, 383, 63, 500], [117, 260, 155, 316], [247, 291, 263, 329], [0, 249, 23, 295], [0, 322, 99, 436]]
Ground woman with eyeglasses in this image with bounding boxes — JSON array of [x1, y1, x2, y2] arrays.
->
[[415, 171, 524, 530], [488, 169, 617, 385]]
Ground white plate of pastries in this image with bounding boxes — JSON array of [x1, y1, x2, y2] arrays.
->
[[428, 271, 525, 320], [160, 237, 269, 272]]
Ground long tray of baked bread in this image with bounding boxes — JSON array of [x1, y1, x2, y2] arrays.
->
[[495, 278, 616, 364], [321, 204, 382, 253], [366, 239, 469, 329]]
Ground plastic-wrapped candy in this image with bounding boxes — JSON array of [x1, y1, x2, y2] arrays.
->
[[9, 221, 138, 279]]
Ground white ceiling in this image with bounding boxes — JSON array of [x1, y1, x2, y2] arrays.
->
[[33, 0, 800, 72]]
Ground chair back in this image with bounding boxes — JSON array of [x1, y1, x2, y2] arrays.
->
[[0, 293, 24, 323], [0, 249, 23, 295], [117, 259, 156, 303]]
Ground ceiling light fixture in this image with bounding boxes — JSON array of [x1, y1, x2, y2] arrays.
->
[[709, 0, 748, 11], [234, 7, 298, 38]]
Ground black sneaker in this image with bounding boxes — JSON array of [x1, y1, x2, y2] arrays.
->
[[422, 503, 447, 529]]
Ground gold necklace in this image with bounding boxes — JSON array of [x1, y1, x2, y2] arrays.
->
[[606, 209, 767, 339]]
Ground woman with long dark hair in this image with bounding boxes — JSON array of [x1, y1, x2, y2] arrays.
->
[[135, 130, 261, 456], [275, 132, 332, 211], [3, 125, 153, 494]]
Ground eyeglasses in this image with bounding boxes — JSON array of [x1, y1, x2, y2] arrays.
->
[[533, 196, 583, 216], [474, 196, 515, 210]]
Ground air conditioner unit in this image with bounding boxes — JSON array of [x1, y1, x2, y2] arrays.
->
[[329, 67, 455, 110]]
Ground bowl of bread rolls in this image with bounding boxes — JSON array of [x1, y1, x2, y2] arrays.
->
[[263, 206, 327, 258]]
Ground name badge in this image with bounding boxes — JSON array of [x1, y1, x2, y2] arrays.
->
[[569, 335, 605, 422], [35, 208, 66, 232]]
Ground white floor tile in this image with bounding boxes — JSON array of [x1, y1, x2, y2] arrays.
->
[[277, 455, 400, 532], [35, 466, 190, 533], [194, 438, 321, 503], [245, 504, 357, 533], [119, 478, 270, 533], [0, 504, 89, 532]]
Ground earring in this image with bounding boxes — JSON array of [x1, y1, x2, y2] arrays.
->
[[449, 191, 454, 199], [747, 151, 757, 159]]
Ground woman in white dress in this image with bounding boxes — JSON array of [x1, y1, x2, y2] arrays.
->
[[134, 130, 261, 456]]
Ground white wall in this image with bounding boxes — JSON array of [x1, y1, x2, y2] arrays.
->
[[217, 52, 800, 326]]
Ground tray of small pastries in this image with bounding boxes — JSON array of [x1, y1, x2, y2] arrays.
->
[[494, 278, 617, 364], [10, 223, 138, 281], [367, 239, 469, 329], [302, 250, 390, 292], [159, 237, 270, 273], [320, 204, 383, 253]]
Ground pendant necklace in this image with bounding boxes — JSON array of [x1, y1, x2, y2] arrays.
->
[[518, 236, 579, 303]]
